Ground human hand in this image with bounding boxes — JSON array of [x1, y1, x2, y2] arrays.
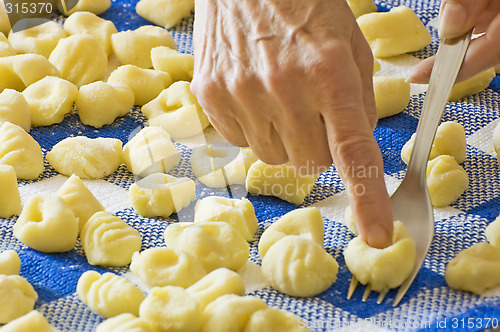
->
[[191, 0, 393, 248], [409, 0, 500, 83]]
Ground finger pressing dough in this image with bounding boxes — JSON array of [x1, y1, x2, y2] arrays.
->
[[402, 121, 466, 164], [46, 136, 123, 179], [0, 250, 20, 275], [164, 222, 249, 272], [259, 207, 324, 258], [96, 313, 155, 332], [22, 76, 78, 126], [123, 126, 180, 177], [111, 25, 176, 68], [186, 268, 245, 311], [139, 286, 201, 332], [8, 19, 66, 58], [0, 122, 44, 180], [485, 216, 500, 248], [373, 76, 410, 118], [0, 32, 16, 57], [0, 89, 31, 132], [80, 211, 141, 267], [201, 295, 267, 332], [0, 165, 21, 218], [357, 6, 431, 58], [245, 308, 309, 332], [347, 0, 377, 18], [63, 11, 117, 56], [136, 0, 194, 29], [0, 311, 55, 332], [49, 34, 108, 87], [426, 155, 468, 207], [76, 81, 134, 128], [0, 275, 38, 324], [56, 174, 105, 232], [58, 0, 111, 16], [445, 242, 500, 294], [151, 46, 194, 82], [246, 160, 318, 205], [0, 54, 59, 92], [130, 247, 206, 288], [262, 236, 338, 297], [194, 196, 258, 242], [448, 67, 496, 101], [107, 65, 172, 106], [344, 220, 416, 292], [129, 173, 196, 218], [13, 194, 79, 252], [77, 270, 145, 318]]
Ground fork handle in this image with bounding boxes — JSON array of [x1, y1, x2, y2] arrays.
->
[[406, 30, 472, 181]]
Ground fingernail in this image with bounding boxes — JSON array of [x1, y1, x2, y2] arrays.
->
[[439, 2, 467, 39], [365, 223, 393, 249]]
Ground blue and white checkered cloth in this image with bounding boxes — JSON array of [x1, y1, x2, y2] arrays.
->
[[1, 0, 500, 330]]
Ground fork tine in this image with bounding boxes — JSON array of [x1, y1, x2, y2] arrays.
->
[[361, 284, 371, 302], [377, 289, 389, 304], [347, 276, 358, 299]]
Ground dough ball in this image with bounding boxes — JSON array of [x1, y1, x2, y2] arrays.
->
[[13, 193, 78, 252], [136, 0, 194, 29], [194, 196, 258, 241], [344, 220, 416, 292], [129, 173, 196, 218], [186, 268, 245, 311], [245, 308, 309, 332], [22, 76, 78, 126], [201, 294, 267, 332], [8, 19, 66, 58], [402, 121, 466, 164], [164, 222, 249, 272], [347, 0, 377, 18], [0, 311, 56, 332], [96, 313, 154, 332], [426, 155, 468, 207], [245, 160, 318, 205], [46, 136, 123, 179], [357, 6, 431, 58], [77, 270, 145, 318], [259, 207, 324, 258], [111, 25, 176, 68], [139, 286, 200, 332], [449, 67, 496, 101], [0, 164, 21, 218], [80, 211, 141, 267], [485, 216, 500, 248], [76, 81, 134, 128], [0, 250, 20, 275], [123, 126, 180, 177], [373, 76, 410, 118], [0, 54, 59, 91], [130, 247, 206, 288], [0, 275, 38, 324], [191, 143, 257, 188], [63, 11, 117, 56], [0, 89, 31, 131], [151, 46, 194, 82], [445, 242, 500, 294], [0, 32, 17, 57], [107, 65, 172, 106], [49, 34, 107, 87], [58, 0, 111, 16], [56, 174, 105, 232]]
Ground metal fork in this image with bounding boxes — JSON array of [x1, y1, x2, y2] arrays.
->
[[347, 30, 473, 306]]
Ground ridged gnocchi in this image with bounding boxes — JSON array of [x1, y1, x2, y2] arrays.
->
[[0, 164, 21, 218], [0, 275, 38, 324], [8, 19, 66, 58], [77, 270, 145, 318], [80, 211, 141, 266], [96, 313, 154, 332], [0, 250, 20, 275], [0, 89, 31, 132], [426, 155, 469, 207]]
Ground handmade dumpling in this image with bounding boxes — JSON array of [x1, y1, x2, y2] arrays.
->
[[96, 313, 154, 332], [0, 54, 59, 91], [426, 155, 469, 207], [8, 19, 66, 58], [245, 308, 308, 332], [373, 76, 410, 118], [0, 32, 16, 57], [0, 165, 21, 218], [0, 250, 21, 275], [0, 275, 38, 324], [448, 67, 496, 101], [0, 89, 31, 132], [0, 311, 56, 332], [58, 0, 111, 16], [151, 46, 194, 82], [136, 0, 194, 29]]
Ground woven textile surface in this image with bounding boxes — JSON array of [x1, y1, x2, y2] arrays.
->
[[1, 0, 500, 331]]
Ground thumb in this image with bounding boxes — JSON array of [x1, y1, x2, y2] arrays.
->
[[439, 0, 489, 39]]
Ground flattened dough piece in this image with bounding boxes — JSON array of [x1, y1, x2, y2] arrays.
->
[[8, 19, 66, 58], [136, 0, 194, 29], [0, 165, 21, 218], [0, 275, 38, 324], [0, 250, 21, 275], [485, 216, 500, 248], [46, 136, 123, 179], [0, 311, 56, 332], [426, 155, 468, 208], [448, 67, 495, 101], [0, 89, 31, 131]]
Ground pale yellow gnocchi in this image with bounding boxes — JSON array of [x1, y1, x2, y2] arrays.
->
[[139, 286, 201, 332], [0, 32, 15, 57], [151, 46, 194, 82], [0, 250, 20, 275], [111, 25, 176, 68], [46, 136, 123, 179], [0, 89, 31, 131], [262, 235, 338, 297], [129, 173, 196, 218], [0, 311, 56, 332], [8, 19, 66, 58], [426, 155, 469, 208], [123, 126, 180, 177], [347, 0, 377, 18], [448, 67, 496, 101], [0, 275, 38, 324], [58, 0, 111, 16], [0, 54, 59, 92], [76, 81, 134, 128], [136, 0, 194, 29], [164, 222, 249, 272], [344, 221, 416, 292], [485, 216, 500, 248], [96, 313, 154, 332], [259, 207, 324, 258], [373, 76, 410, 119], [245, 308, 309, 332], [77, 270, 145, 318], [13, 194, 79, 253], [130, 247, 206, 288], [22, 76, 78, 126], [80, 211, 141, 267], [0, 165, 21, 218]]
